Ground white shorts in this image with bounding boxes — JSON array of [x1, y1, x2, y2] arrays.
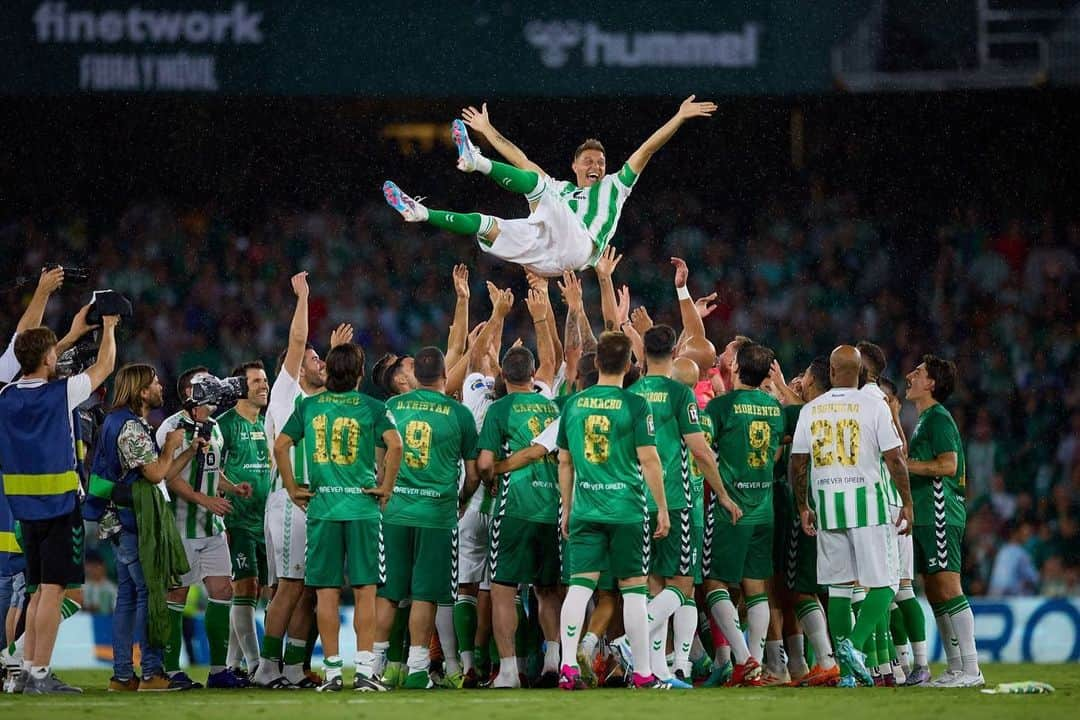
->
[[816, 525, 899, 589], [178, 534, 232, 587], [457, 508, 490, 589], [264, 488, 308, 583], [481, 180, 594, 277], [890, 506, 914, 581]]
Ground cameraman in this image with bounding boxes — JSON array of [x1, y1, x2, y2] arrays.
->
[[217, 361, 271, 677], [88, 364, 202, 691], [0, 312, 119, 695], [156, 366, 252, 690]]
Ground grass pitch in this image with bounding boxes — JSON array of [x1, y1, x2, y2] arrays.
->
[[0, 664, 1074, 720]]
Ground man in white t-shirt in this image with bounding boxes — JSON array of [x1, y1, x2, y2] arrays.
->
[[789, 346, 912, 689], [253, 272, 351, 690]]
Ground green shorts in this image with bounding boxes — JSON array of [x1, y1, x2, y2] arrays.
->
[[228, 529, 268, 585], [650, 508, 693, 579], [568, 515, 649, 580], [489, 515, 560, 587], [691, 517, 704, 585], [305, 517, 384, 588], [779, 515, 818, 594], [703, 512, 773, 584], [378, 523, 456, 604], [913, 524, 963, 575]]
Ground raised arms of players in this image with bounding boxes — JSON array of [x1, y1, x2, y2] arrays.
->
[[16, 266, 64, 335], [625, 95, 717, 176], [445, 264, 470, 370], [594, 246, 623, 332], [281, 271, 310, 382], [461, 103, 548, 178], [671, 257, 708, 341]]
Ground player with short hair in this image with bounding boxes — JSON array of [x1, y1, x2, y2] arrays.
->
[[556, 332, 671, 690], [375, 347, 480, 690], [702, 342, 784, 686], [904, 355, 982, 688], [790, 346, 913, 688], [275, 342, 401, 692], [217, 361, 272, 679], [383, 97, 716, 276]]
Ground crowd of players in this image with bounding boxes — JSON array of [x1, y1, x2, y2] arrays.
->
[[0, 252, 983, 694]]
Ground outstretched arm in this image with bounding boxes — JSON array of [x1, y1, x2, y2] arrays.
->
[[16, 267, 65, 335], [282, 272, 310, 381], [594, 246, 623, 332], [445, 264, 471, 369], [626, 95, 716, 176], [462, 103, 547, 177], [671, 257, 707, 340]]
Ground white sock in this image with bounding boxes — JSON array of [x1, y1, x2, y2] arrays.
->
[[746, 599, 770, 663], [355, 650, 376, 679], [406, 646, 430, 675], [912, 640, 928, 668], [30, 665, 49, 680], [474, 155, 493, 175], [649, 617, 671, 679], [494, 656, 520, 687], [765, 639, 786, 675], [715, 644, 731, 665], [436, 604, 461, 675], [950, 604, 981, 676], [560, 585, 593, 668], [284, 638, 307, 684], [798, 602, 836, 670], [785, 635, 809, 677], [934, 611, 962, 673], [543, 641, 560, 673], [372, 641, 389, 676], [897, 642, 912, 671], [647, 588, 682, 633], [673, 604, 697, 674], [324, 655, 342, 682], [708, 593, 750, 664], [580, 632, 600, 664], [232, 603, 260, 670], [622, 590, 652, 678], [226, 621, 242, 668]]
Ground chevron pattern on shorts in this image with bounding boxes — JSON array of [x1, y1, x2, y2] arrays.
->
[[933, 480, 948, 569], [786, 515, 800, 590], [702, 500, 716, 573], [377, 519, 387, 584]]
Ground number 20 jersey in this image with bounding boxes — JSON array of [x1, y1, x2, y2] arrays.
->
[[556, 385, 655, 524], [790, 387, 902, 531]]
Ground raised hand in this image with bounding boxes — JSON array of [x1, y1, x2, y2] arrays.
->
[[466, 321, 486, 349], [558, 270, 583, 310], [525, 269, 549, 295], [37, 266, 65, 295], [526, 288, 548, 321], [631, 306, 653, 336], [291, 271, 309, 298], [330, 323, 354, 349], [695, 292, 718, 318], [670, 257, 689, 288], [491, 286, 514, 317], [461, 103, 493, 135], [67, 304, 99, 340], [677, 94, 717, 120], [453, 264, 470, 299], [594, 246, 622, 279], [615, 285, 631, 326]]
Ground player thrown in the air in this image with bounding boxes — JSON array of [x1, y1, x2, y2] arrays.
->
[[383, 96, 716, 277]]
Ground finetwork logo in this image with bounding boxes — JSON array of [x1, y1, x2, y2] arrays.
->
[[33, 2, 264, 44], [524, 20, 759, 70]]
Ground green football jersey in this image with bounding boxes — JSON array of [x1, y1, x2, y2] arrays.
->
[[280, 391, 395, 522], [909, 403, 966, 528], [478, 392, 560, 524], [688, 408, 714, 524], [384, 389, 479, 530], [557, 384, 655, 524], [705, 388, 784, 525], [774, 403, 805, 514], [629, 375, 700, 512], [217, 408, 272, 537]]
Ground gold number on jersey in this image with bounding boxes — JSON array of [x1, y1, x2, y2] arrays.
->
[[527, 415, 553, 438], [810, 419, 860, 467], [583, 414, 611, 464], [404, 420, 432, 470], [689, 429, 713, 477], [312, 414, 360, 465], [747, 420, 772, 469]]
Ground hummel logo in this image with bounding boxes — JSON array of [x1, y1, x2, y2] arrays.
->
[[567, 625, 578, 636], [950, 638, 959, 647], [502, 178, 512, 187], [653, 641, 662, 650]]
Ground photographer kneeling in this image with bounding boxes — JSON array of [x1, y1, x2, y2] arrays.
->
[[85, 364, 201, 691], [156, 367, 252, 689]]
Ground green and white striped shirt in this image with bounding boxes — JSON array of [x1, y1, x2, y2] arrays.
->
[[791, 388, 902, 531], [157, 411, 226, 539], [553, 162, 638, 252], [861, 382, 903, 507]]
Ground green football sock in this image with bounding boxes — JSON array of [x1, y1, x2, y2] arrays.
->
[[875, 615, 891, 664], [454, 596, 477, 655], [283, 638, 306, 665], [890, 606, 909, 645], [849, 587, 895, 650], [205, 598, 231, 669], [487, 161, 540, 196], [387, 608, 408, 663], [898, 597, 927, 642], [426, 210, 483, 235], [864, 631, 878, 668], [164, 602, 185, 673], [827, 589, 852, 646], [262, 634, 283, 662]]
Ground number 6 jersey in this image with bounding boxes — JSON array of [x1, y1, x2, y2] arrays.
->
[[790, 387, 902, 530]]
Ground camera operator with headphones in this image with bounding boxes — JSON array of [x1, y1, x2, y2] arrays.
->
[[156, 367, 252, 690]]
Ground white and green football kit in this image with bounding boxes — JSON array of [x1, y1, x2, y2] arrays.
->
[[483, 164, 638, 277], [790, 388, 903, 588]]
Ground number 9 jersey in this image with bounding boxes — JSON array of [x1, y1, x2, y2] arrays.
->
[[790, 387, 902, 530]]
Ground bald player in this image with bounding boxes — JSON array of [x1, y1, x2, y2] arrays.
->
[[789, 346, 912, 687]]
